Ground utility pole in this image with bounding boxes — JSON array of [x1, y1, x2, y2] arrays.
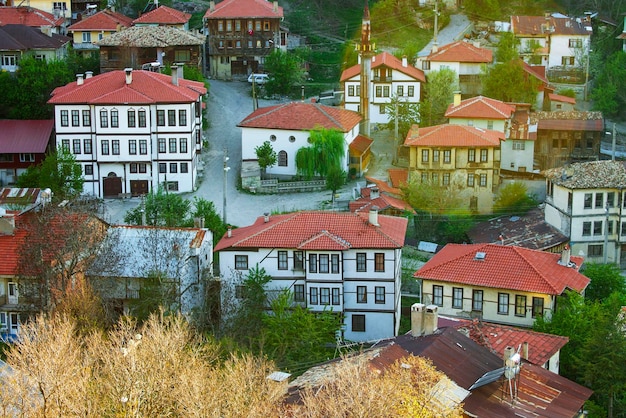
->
[[604, 201, 609, 264], [223, 149, 230, 225], [252, 79, 258, 111], [612, 123, 617, 161], [433, 0, 439, 47], [394, 100, 399, 163]]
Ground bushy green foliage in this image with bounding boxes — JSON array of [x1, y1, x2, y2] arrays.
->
[[591, 51, 626, 117], [493, 182, 537, 215], [16, 148, 83, 201], [255, 141, 277, 176], [263, 50, 304, 96], [582, 263, 626, 303], [383, 95, 421, 139], [420, 68, 458, 127], [295, 128, 345, 179], [482, 59, 541, 105]]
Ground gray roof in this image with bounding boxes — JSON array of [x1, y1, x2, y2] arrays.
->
[[543, 160, 626, 189], [0, 24, 70, 50], [97, 25, 204, 47]]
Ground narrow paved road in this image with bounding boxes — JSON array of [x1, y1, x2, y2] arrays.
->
[[417, 14, 471, 57]]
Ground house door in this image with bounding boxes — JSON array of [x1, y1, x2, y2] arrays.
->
[[103, 173, 122, 198], [130, 180, 148, 197], [7, 282, 17, 304], [9, 313, 18, 335]]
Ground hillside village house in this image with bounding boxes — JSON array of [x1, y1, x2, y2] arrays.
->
[[0, 6, 66, 34], [0, 24, 71, 72], [237, 102, 365, 186], [531, 110, 603, 171], [0, 120, 55, 187], [415, 243, 590, 327], [88, 225, 212, 319], [132, 4, 191, 30], [214, 211, 408, 342], [341, 51, 426, 126], [3, 0, 73, 21], [417, 40, 493, 97], [511, 14, 591, 81], [544, 160, 626, 267], [404, 124, 504, 213], [66, 8, 133, 56], [48, 68, 206, 198], [445, 94, 536, 174], [203, 0, 285, 79]]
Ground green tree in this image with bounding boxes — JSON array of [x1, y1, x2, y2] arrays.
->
[[16, 148, 84, 201], [124, 187, 191, 227], [189, 197, 228, 243], [261, 291, 341, 369], [255, 141, 277, 178], [494, 32, 521, 63], [591, 51, 626, 117], [582, 263, 626, 303], [493, 182, 537, 215], [263, 49, 303, 97], [419, 68, 458, 127], [325, 165, 345, 206], [295, 128, 345, 179], [482, 59, 541, 105], [383, 95, 421, 141]]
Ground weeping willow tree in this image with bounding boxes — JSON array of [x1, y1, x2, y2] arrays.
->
[[295, 128, 345, 179]]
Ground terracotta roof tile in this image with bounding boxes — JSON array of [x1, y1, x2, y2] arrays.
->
[[340, 51, 426, 82], [0, 120, 53, 153], [404, 124, 504, 147], [548, 93, 576, 104], [425, 40, 493, 63], [531, 110, 604, 131], [132, 5, 191, 25], [0, 6, 64, 27], [97, 25, 204, 47], [348, 134, 373, 154], [68, 9, 133, 31], [521, 61, 549, 86], [238, 102, 361, 132], [415, 243, 589, 295], [445, 96, 516, 119], [203, 0, 283, 19], [214, 211, 408, 252], [48, 69, 206, 105], [349, 191, 414, 214], [445, 317, 569, 367], [387, 168, 408, 188], [0, 211, 26, 276], [364, 176, 401, 196], [512, 15, 589, 36]]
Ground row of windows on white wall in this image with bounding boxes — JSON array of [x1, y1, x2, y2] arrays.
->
[[234, 252, 386, 272], [419, 172, 489, 187], [61, 138, 192, 156], [60, 109, 189, 129], [269, 134, 296, 143], [295, 285, 386, 305], [216, 19, 272, 32], [81, 162, 189, 176], [431, 285, 544, 317], [347, 85, 416, 98]]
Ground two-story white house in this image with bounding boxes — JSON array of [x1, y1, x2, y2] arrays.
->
[[445, 94, 536, 174], [237, 102, 362, 179], [66, 8, 133, 56], [511, 15, 591, 71], [544, 160, 626, 267], [341, 51, 426, 126], [417, 40, 493, 96], [415, 243, 590, 328], [214, 210, 408, 342], [48, 68, 206, 197]]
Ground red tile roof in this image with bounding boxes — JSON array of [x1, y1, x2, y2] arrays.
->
[[133, 5, 190, 25], [68, 9, 133, 31], [512, 15, 589, 36], [364, 176, 401, 196], [0, 211, 26, 276], [340, 51, 426, 82], [548, 93, 576, 104], [521, 61, 549, 86], [387, 168, 408, 188], [415, 243, 590, 295], [48, 70, 206, 105], [203, 0, 283, 19], [443, 317, 569, 367], [349, 190, 414, 214], [238, 102, 361, 132], [348, 134, 373, 155], [445, 96, 516, 120], [404, 124, 504, 147], [214, 211, 407, 252], [0, 120, 54, 153], [425, 40, 493, 63], [0, 6, 64, 27]]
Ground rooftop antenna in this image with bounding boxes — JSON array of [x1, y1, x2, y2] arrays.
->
[[503, 345, 521, 403]]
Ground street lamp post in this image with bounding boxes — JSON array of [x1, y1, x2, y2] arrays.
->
[[223, 149, 230, 225]]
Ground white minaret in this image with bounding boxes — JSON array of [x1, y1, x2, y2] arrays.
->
[[359, 1, 374, 137]]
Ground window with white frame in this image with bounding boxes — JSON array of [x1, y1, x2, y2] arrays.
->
[[82, 32, 91, 43]]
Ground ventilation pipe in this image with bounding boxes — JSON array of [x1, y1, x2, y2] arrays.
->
[[370, 187, 380, 199], [85, 71, 93, 79], [124, 68, 132, 85], [264, 212, 270, 223], [76, 74, 84, 85], [368, 206, 379, 226]]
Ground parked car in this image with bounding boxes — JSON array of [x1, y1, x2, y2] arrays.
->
[[248, 73, 269, 84]]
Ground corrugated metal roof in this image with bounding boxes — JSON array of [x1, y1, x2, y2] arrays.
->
[[0, 119, 54, 153]]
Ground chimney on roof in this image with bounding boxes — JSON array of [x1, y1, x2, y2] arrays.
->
[[368, 206, 379, 226], [227, 226, 232, 237], [76, 74, 84, 85], [264, 212, 270, 223], [424, 305, 438, 335], [177, 64, 184, 81], [431, 44, 438, 53], [522, 341, 529, 360], [273, 1, 278, 13], [402, 55, 408, 67], [85, 71, 93, 79], [453, 91, 462, 107], [558, 244, 571, 266], [171, 64, 179, 86], [503, 346, 515, 365], [370, 186, 380, 199], [124, 68, 132, 85], [410, 303, 425, 337], [209, 1, 214, 11], [0, 208, 15, 236]]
